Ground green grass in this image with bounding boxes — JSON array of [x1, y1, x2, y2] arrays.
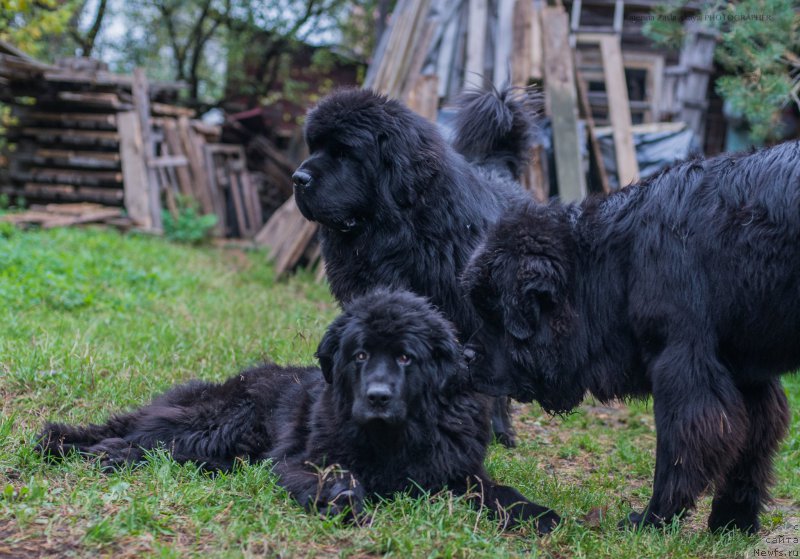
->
[[1, 227, 798, 558]]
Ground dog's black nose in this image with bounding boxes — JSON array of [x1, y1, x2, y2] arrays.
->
[[463, 347, 477, 363], [292, 170, 312, 188], [366, 384, 392, 407]]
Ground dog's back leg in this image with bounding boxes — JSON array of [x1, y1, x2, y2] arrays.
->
[[37, 413, 139, 459], [625, 342, 749, 529], [708, 378, 790, 534]]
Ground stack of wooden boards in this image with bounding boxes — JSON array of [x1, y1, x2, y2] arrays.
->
[[0, 203, 127, 230], [0, 45, 263, 238]]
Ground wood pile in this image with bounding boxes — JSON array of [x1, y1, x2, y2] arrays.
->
[[0, 202, 128, 229], [1, 43, 265, 238]]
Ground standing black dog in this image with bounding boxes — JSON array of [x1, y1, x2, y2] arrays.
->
[[292, 87, 536, 446], [37, 289, 559, 534], [461, 141, 800, 533]]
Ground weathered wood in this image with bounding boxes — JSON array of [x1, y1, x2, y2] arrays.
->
[[161, 120, 195, 197], [35, 148, 119, 162], [23, 111, 116, 127], [148, 155, 189, 168], [254, 196, 318, 278], [14, 168, 123, 185], [512, 0, 533, 87], [177, 116, 215, 218], [575, 71, 610, 194], [20, 128, 119, 141], [676, 23, 717, 146], [465, 0, 488, 87], [406, 74, 440, 121], [6, 184, 124, 203], [151, 102, 195, 118], [494, 0, 515, 86], [530, 1, 544, 79], [542, 7, 586, 201], [118, 111, 153, 229], [57, 91, 131, 110], [599, 35, 639, 187], [133, 67, 162, 231], [0, 204, 122, 228]]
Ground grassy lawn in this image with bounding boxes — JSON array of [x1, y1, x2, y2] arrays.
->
[[1, 226, 798, 558]]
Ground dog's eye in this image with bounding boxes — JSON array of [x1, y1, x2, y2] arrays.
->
[[396, 354, 411, 366], [355, 351, 368, 362]]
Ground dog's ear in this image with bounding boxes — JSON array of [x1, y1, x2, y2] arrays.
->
[[429, 327, 469, 394], [315, 316, 347, 384], [376, 116, 445, 209]]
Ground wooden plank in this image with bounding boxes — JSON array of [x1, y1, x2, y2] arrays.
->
[[118, 111, 153, 229], [254, 196, 318, 278], [242, 169, 263, 233], [465, 0, 487, 87], [133, 67, 162, 231], [57, 91, 131, 110], [542, 7, 586, 201], [406, 74, 439, 121], [599, 35, 639, 187], [23, 111, 116, 127], [20, 128, 118, 141], [14, 168, 123, 185], [530, 1, 544, 80], [177, 116, 215, 217], [203, 144, 229, 235], [575, 71, 610, 194], [512, 0, 533, 87], [226, 165, 249, 237], [399, 15, 437, 101], [35, 149, 119, 162], [15, 184, 124, 203], [148, 155, 189, 168], [493, 0, 515, 86], [161, 120, 194, 197], [435, 10, 460, 97], [151, 102, 195, 118]]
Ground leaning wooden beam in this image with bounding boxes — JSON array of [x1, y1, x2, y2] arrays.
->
[[464, 0, 488, 88], [598, 35, 639, 187], [511, 0, 533, 87], [118, 111, 154, 229], [254, 197, 319, 279], [132, 68, 163, 231], [542, 6, 586, 201]]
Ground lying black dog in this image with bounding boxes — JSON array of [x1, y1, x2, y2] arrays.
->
[[462, 141, 800, 533], [292, 87, 536, 447], [37, 289, 559, 533]]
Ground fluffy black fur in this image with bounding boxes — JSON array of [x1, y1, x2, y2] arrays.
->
[[462, 141, 799, 533], [292, 87, 536, 446], [37, 290, 559, 533]]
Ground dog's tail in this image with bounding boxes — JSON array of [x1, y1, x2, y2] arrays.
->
[[451, 86, 538, 179]]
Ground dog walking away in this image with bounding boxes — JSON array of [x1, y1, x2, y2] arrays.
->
[[462, 141, 800, 533]]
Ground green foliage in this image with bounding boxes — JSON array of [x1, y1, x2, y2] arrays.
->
[[162, 198, 218, 244], [0, 0, 75, 59], [642, 0, 800, 143]]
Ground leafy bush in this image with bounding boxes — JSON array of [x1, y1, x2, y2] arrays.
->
[[162, 197, 218, 244]]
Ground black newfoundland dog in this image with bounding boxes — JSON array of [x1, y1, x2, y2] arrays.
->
[[37, 289, 559, 534], [292, 87, 536, 446], [461, 141, 800, 533]]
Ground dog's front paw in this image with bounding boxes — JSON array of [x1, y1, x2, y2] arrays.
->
[[317, 476, 366, 523], [619, 510, 665, 531]]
